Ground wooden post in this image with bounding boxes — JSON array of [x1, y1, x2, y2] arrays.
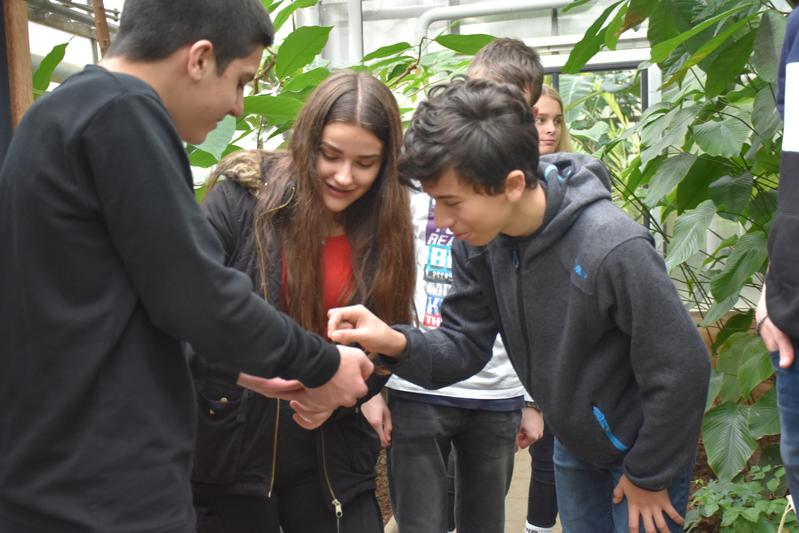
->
[[3, 0, 32, 129], [91, 0, 111, 57]]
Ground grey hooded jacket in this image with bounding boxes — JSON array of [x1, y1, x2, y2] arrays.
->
[[388, 153, 710, 491]]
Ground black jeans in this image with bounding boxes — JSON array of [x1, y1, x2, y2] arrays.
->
[[527, 421, 557, 528]]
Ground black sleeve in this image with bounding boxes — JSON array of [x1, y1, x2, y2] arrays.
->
[[83, 94, 339, 387], [382, 240, 496, 388]]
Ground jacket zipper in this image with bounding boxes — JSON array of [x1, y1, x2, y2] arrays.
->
[[268, 399, 280, 497], [320, 429, 343, 532]]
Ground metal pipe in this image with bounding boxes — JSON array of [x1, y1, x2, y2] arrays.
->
[[415, 0, 570, 43], [362, 5, 430, 21], [346, 0, 363, 62], [28, 0, 118, 33]]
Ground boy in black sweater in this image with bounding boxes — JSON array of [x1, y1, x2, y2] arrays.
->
[[0, 2, 371, 532], [328, 79, 710, 532]]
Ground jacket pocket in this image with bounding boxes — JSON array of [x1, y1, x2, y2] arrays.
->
[[193, 382, 250, 484], [591, 403, 630, 453]]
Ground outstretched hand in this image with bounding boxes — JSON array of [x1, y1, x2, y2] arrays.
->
[[361, 394, 393, 447], [613, 474, 683, 533], [327, 304, 407, 357]]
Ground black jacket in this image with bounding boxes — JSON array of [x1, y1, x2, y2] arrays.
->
[[190, 175, 386, 507]]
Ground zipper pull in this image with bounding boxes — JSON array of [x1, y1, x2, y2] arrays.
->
[[332, 498, 343, 518], [512, 248, 520, 270]]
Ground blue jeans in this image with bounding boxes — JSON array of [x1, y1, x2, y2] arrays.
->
[[553, 439, 693, 533], [772, 349, 799, 497], [387, 395, 520, 533]]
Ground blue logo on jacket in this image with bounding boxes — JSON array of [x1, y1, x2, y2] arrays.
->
[[574, 263, 588, 279]]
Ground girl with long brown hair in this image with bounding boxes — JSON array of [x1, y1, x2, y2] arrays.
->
[[190, 71, 414, 533]]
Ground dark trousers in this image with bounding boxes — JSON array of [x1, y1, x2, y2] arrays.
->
[[527, 421, 558, 528]]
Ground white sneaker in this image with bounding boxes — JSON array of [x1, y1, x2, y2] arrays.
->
[[524, 521, 554, 533]]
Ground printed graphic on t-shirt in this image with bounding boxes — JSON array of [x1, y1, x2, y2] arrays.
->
[[422, 199, 455, 328]]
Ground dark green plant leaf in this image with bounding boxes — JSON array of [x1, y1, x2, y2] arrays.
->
[[639, 106, 696, 164], [706, 369, 725, 412], [275, 26, 332, 79], [32, 42, 69, 97], [663, 12, 760, 88], [710, 231, 768, 301], [272, 0, 318, 32], [749, 388, 780, 439], [563, 0, 595, 13], [676, 156, 731, 212], [621, 0, 654, 33], [362, 42, 413, 62], [188, 148, 218, 168], [703, 401, 758, 480], [709, 172, 753, 216], [736, 335, 772, 397], [649, 5, 747, 64], [644, 153, 696, 206], [282, 67, 330, 93], [434, 34, 495, 55], [665, 199, 716, 271], [243, 95, 304, 124], [753, 85, 782, 143], [704, 30, 756, 98], [647, 0, 689, 47], [604, 2, 628, 50], [195, 115, 236, 160], [712, 310, 754, 351], [561, 1, 624, 73], [749, 188, 777, 228], [752, 11, 788, 84], [693, 119, 750, 158], [700, 294, 739, 326], [718, 369, 742, 404]]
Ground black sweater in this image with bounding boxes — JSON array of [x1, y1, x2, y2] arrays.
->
[[0, 66, 338, 533]]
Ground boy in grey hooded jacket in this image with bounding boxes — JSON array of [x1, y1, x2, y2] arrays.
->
[[327, 79, 710, 533]]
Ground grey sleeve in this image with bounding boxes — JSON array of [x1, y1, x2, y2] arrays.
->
[[386, 241, 497, 388], [597, 237, 710, 490]]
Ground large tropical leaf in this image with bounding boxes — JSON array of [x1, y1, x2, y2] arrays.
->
[[665, 199, 716, 272], [749, 388, 780, 439], [362, 42, 413, 62], [735, 335, 772, 397], [271, 0, 318, 32], [710, 231, 768, 301], [703, 401, 758, 480], [752, 10, 788, 84], [434, 34, 495, 55], [709, 172, 753, 217], [561, 1, 624, 74], [704, 30, 756, 98], [644, 153, 696, 206], [693, 119, 751, 158], [275, 26, 332, 79], [32, 42, 69, 98], [649, 6, 748, 64], [243, 95, 304, 124], [194, 115, 237, 160]]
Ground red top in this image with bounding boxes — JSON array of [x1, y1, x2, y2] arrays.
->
[[282, 234, 354, 329]]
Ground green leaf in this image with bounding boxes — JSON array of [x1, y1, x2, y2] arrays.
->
[[749, 388, 780, 439], [188, 148, 219, 168], [362, 42, 413, 62], [621, 0, 654, 33], [676, 157, 732, 212], [700, 294, 738, 327], [665, 200, 716, 272], [663, 12, 761, 88], [712, 310, 754, 351], [736, 336, 771, 397], [752, 11, 788, 84], [704, 30, 756, 98], [434, 34, 495, 55], [32, 42, 69, 97], [753, 85, 782, 143], [639, 106, 696, 164], [195, 115, 236, 160], [275, 26, 332, 79], [562, 0, 595, 13], [647, 0, 689, 47], [706, 369, 725, 412], [561, 1, 624, 74], [272, 0, 318, 32], [718, 369, 742, 404], [644, 154, 696, 207], [603, 2, 627, 50], [703, 402, 758, 480], [649, 5, 748, 64], [282, 67, 330, 93], [243, 95, 304, 124], [709, 173, 753, 216], [693, 119, 750, 158], [710, 231, 768, 301]]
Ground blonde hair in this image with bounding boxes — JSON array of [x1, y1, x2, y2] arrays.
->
[[539, 85, 573, 153]]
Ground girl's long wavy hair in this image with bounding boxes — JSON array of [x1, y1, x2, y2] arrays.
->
[[540, 84, 573, 153], [246, 71, 414, 335]]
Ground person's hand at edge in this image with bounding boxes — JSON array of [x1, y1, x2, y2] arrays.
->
[[327, 304, 407, 357], [361, 394, 392, 447], [237, 373, 304, 398], [757, 283, 795, 368], [516, 406, 544, 450], [613, 474, 683, 533], [290, 401, 334, 430]]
